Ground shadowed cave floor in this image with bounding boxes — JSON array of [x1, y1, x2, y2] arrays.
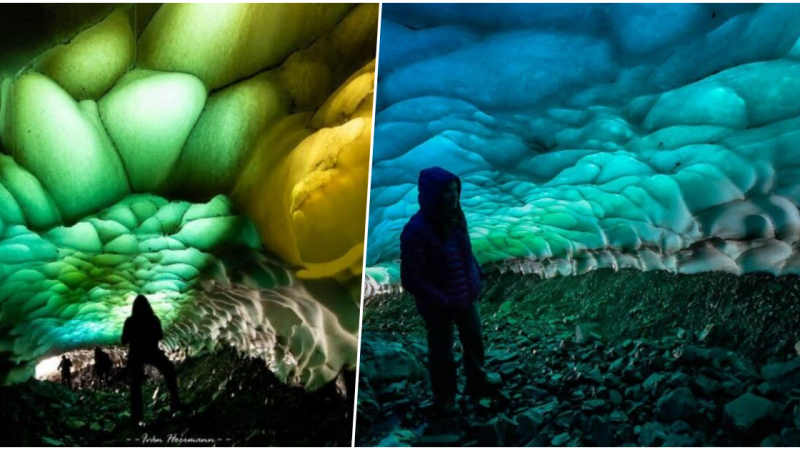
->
[[2, 347, 354, 446], [357, 269, 800, 446]]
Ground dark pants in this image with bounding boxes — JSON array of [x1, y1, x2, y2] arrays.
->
[[424, 302, 487, 406], [61, 372, 71, 390], [129, 350, 179, 421]]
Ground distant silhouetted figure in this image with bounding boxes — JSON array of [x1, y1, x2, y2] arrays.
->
[[57, 355, 73, 389], [122, 295, 180, 422], [400, 167, 500, 416], [93, 347, 113, 388]]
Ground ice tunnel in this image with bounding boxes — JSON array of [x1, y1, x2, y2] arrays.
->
[[366, 3, 800, 294], [0, 3, 377, 388]]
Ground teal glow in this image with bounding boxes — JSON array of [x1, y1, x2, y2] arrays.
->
[[367, 4, 800, 292], [0, 194, 256, 373]]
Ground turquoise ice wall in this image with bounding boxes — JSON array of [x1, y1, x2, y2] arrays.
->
[[366, 4, 800, 294]]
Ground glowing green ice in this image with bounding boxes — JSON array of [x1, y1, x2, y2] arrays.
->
[[99, 70, 207, 192]]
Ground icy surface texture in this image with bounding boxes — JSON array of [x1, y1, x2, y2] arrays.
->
[[1, 3, 376, 279], [0, 4, 376, 387], [367, 4, 800, 291], [0, 194, 358, 388]]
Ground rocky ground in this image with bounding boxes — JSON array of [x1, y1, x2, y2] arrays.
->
[[2, 347, 354, 446], [356, 269, 800, 446]]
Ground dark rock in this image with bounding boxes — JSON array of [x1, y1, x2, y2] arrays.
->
[[693, 374, 721, 396], [657, 387, 696, 422], [551, 432, 570, 446], [670, 420, 692, 434], [649, 354, 669, 371], [575, 324, 602, 344], [762, 357, 800, 391], [360, 339, 424, 383], [722, 379, 745, 397], [625, 384, 643, 400], [526, 386, 549, 400], [761, 435, 781, 447], [622, 364, 641, 383], [609, 410, 628, 423], [638, 422, 666, 447], [524, 433, 549, 447], [555, 411, 572, 428], [676, 328, 688, 341], [754, 381, 774, 398], [609, 357, 626, 374], [418, 434, 460, 446], [586, 368, 603, 384], [477, 414, 515, 447], [487, 350, 518, 364], [608, 389, 622, 405], [596, 386, 609, 398], [515, 409, 544, 439], [571, 411, 588, 429], [377, 429, 416, 447], [782, 427, 800, 446], [582, 399, 606, 412], [698, 324, 718, 344], [724, 393, 774, 433], [588, 415, 616, 446], [643, 373, 665, 394], [532, 399, 560, 416], [663, 433, 695, 446], [668, 371, 691, 388], [674, 345, 709, 365], [708, 347, 732, 367], [794, 405, 800, 429], [499, 362, 517, 377]]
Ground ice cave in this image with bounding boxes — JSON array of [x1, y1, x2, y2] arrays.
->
[[358, 4, 800, 447], [0, 4, 375, 444]]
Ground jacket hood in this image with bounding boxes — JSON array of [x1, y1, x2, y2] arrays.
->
[[417, 167, 461, 219], [132, 294, 155, 319]]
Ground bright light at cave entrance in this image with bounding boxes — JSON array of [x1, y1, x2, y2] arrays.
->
[[35, 356, 62, 379]]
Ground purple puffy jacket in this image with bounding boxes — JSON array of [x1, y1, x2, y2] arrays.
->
[[400, 167, 483, 319]]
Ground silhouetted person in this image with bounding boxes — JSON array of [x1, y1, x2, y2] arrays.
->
[[57, 355, 73, 389], [93, 347, 113, 388], [121, 295, 180, 422], [400, 167, 500, 416]]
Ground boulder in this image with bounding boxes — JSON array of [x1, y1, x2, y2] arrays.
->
[[358, 336, 424, 384], [638, 422, 667, 446], [762, 357, 800, 391], [657, 387, 696, 422], [515, 409, 544, 439], [724, 393, 774, 433]]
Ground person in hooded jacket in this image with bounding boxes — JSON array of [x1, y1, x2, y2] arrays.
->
[[121, 294, 180, 422], [57, 355, 73, 389], [93, 347, 113, 388], [400, 167, 500, 414]]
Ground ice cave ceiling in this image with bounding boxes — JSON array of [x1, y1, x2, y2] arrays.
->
[[366, 3, 800, 293], [0, 3, 377, 387]]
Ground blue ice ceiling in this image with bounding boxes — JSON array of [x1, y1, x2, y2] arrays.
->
[[366, 3, 800, 292]]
